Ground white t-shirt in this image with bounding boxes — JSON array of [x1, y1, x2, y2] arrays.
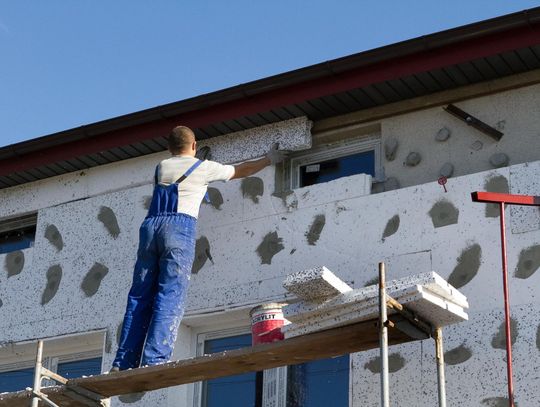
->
[[157, 155, 235, 218]]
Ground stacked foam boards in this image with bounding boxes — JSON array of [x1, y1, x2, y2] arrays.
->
[[281, 266, 469, 339]]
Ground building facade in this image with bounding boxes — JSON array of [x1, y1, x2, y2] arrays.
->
[[1, 8, 540, 407]]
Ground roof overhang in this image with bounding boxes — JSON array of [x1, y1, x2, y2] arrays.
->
[[1, 7, 540, 188]]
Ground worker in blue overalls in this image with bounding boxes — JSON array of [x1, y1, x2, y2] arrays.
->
[[112, 126, 285, 370]]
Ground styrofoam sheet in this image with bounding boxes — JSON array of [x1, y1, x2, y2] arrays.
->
[[282, 266, 352, 301], [282, 285, 468, 338], [283, 271, 468, 323]]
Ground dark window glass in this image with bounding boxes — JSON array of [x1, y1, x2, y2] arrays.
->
[[299, 150, 375, 188], [0, 225, 36, 254], [202, 334, 262, 407], [287, 355, 349, 407], [0, 367, 34, 393], [57, 357, 102, 379]]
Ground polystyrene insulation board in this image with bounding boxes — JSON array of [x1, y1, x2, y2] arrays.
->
[[282, 266, 353, 301], [283, 271, 468, 323], [282, 285, 468, 339]]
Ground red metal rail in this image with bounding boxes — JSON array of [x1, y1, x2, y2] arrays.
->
[[471, 191, 540, 407]]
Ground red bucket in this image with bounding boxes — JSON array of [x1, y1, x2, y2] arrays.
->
[[250, 303, 288, 346]]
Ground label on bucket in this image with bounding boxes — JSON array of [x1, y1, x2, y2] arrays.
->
[[250, 304, 288, 346]]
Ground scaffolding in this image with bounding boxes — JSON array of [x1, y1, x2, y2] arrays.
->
[[0, 261, 452, 407]]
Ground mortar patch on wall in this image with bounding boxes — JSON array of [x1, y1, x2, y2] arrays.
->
[[491, 317, 518, 350], [435, 127, 451, 142], [118, 392, 145, 404], [364, 276, 379, 287], [98, 206, 121, 238], [5, 250, 24, 278], [256, 232, 284, 265], [41, 265, 62, 305], [484, 175, 509, 218], [192, 236, 212, 274], [382, 215, 400, 241], [448, 244, 481, 288], [428, 200, 459, 228], [439, 163, 454, 178], [44, 224, 63, 251], [241, 177, 264, 203], [444, 343, 472, 365], [384, 137, 398, 161], [490, 152, 510, 168], [514, 244, 540, 279], [203, 187, 224, 210], [482, 397, 518, 407], [364, 353, 406, 373], [81, 262, 109, 297], [305, 214, 326, 245], [404, 152, 421, 167]]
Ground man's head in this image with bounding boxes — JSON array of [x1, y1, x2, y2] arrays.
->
[[168, 126, 196, 156]]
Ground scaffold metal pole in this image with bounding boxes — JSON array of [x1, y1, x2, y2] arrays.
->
[[435, 327, 447, 407], [379, 261, 390, 407]]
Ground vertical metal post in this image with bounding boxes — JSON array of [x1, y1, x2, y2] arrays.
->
[[31, 340, 44, 407], [379, 262, 390, 407], [435, 328, 447, 407], [499, 203, 515, 407]]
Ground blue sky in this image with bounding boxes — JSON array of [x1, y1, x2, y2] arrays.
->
[[1, 1, 539, 147]]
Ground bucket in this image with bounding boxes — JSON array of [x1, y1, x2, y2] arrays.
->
[[250, 303, 289, 346]]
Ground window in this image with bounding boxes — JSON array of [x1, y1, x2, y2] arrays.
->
[[287, 135, 381, 190], [197, 331, 263, 407], [0, 331, 104, 393], [287, 355, 349, 407], [0, 214, 37, 254], [195, 329, 349, 407]]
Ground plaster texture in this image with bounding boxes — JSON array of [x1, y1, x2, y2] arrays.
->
[[381, 83, 540, 189], [282, 284, 468, 339], [282, 266, 352, 301], [283, 271, 468, 324], [0, 83, 540, 406], [196, 117, 312, 164]]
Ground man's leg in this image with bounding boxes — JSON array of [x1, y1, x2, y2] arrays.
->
[[113, 220, 159, 370], [141, 215, 196, 366]]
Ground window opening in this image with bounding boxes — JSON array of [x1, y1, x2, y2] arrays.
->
[[288, 134, 381, 190], [0, 331, 104, 393], [0, 213, 37, 254], [286, 355, 350, 407], [200, 333, 262, 407]]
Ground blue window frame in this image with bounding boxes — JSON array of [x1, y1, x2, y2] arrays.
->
[[201, 334, 262, 407]]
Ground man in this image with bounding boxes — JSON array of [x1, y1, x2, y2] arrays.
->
[[112, 125, 285, 371]]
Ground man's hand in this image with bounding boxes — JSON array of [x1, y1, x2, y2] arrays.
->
[[266, 144, 287, 165], [231, 144, 288, 179]]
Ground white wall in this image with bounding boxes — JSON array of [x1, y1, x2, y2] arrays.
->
[[1, 87, 540, 406]]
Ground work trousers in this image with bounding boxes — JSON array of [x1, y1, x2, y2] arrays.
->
[[113, 213, 196, 369]]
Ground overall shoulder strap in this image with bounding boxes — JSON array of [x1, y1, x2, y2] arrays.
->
[[153, 165, 159, 185], [175, 159, 204, 184]]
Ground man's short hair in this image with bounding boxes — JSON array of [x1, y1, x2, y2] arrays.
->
[[168, 126, 195, 153]]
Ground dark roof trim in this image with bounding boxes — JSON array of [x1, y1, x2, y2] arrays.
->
[[1, 7, 540, 178]]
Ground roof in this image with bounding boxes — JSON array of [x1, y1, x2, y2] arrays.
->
[[1, 7, 540, 189]]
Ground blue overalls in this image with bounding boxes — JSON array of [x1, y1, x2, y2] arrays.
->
[[113, 160, 204, 369]]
